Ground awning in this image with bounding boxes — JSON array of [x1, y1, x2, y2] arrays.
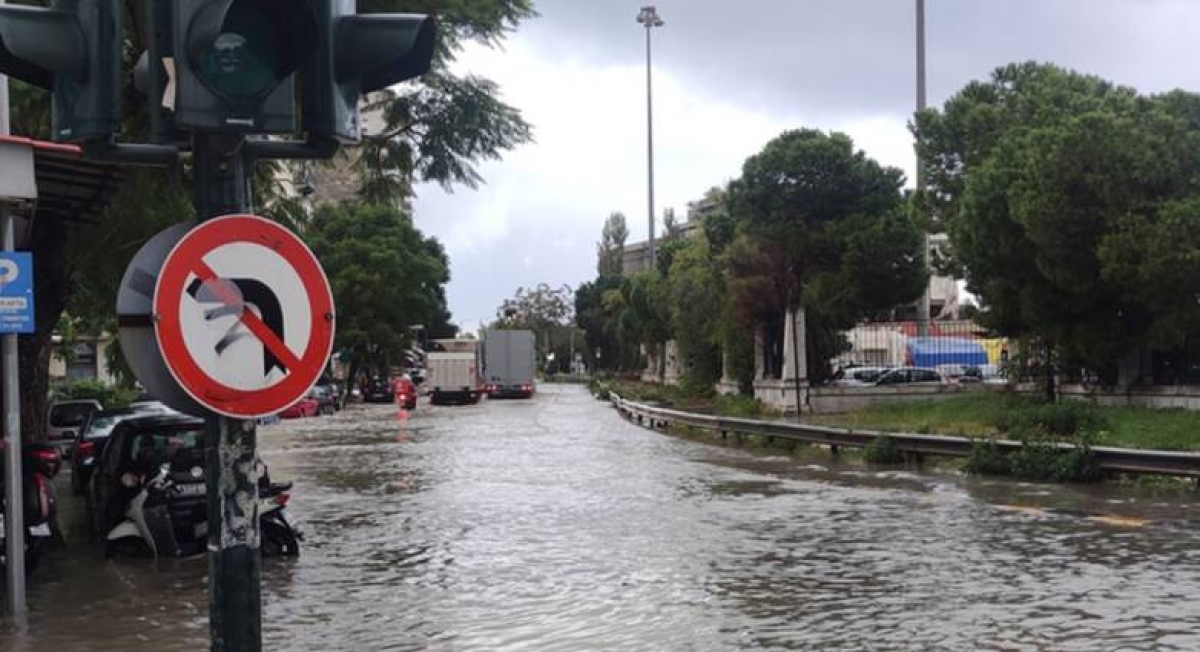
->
[[0, 135, 123, 247]]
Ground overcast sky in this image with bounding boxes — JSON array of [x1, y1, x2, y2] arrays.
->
[[411, 0, 1200, 332]]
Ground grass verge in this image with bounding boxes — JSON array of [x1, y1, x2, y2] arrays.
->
[[803, 393, 1200, 452]]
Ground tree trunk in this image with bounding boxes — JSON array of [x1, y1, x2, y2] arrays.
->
[[1043, 341, 1056, 403], [19, 215, 72, 443], [342, 360, 362, 409]]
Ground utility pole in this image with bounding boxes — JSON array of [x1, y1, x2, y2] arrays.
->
[[915, 0, 932, 337], [637, 6, 664, 273]]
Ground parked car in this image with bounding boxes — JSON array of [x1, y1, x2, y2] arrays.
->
[[363, 377, 393, 404], [86, 413, 206, 546], [978, 364, 1008, 385], [874, 367, 946, 386], [279, 397, 319, 419], [830, 366, 891, 387], [308, 386, 338, 415], [70, 408, 138, 495], [48, 399, 103, 456], [128, 399, 176, 414], [935, 364, 983, 384], [314, 378, 343, 410]]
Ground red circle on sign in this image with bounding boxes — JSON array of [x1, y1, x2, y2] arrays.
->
[[153, 214, 335, 418]]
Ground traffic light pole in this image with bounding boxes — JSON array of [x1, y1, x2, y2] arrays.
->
[[193, 134, 262, 652]]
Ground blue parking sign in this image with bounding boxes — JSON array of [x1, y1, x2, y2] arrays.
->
[[0, 252, 34, 334]]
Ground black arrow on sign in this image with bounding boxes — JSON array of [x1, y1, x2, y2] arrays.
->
[[187, 277, 287, 377]]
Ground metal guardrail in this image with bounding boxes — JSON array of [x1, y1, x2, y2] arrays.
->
[[609, 393, 1200, 479]]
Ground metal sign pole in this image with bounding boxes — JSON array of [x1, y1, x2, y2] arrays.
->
[[0, 0, 28, 616], [193, 134, 261, 652], [1, 207, 23, 618]]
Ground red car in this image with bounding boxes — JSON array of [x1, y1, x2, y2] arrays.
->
[[279, 397, 319, 419]]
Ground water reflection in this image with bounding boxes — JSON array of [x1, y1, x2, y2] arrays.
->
[[1, 384, 1198, 651]]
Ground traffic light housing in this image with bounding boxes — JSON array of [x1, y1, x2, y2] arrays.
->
[[0, 0, 122, 142], [302, 1, 435, 143], [172, 0, 317, 132]]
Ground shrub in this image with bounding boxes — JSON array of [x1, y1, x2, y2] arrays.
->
[[714, 394, 763, 418], [964, 439, 1011, 476], [995, 400, 1107, 437], [863, 435, 904, 465], [1007, 429, 1102, 483], [51, 379, 139, 409]]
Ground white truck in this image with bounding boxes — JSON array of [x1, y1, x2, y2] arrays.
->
[[482, 329, 536, 399], [427, 349, 484, 405]]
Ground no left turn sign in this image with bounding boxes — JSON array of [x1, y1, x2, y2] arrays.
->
[[153, 214, 335, 418]]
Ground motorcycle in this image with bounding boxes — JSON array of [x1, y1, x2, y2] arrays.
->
[[105, 461, 301, 559], [0, 444, 61, 574]]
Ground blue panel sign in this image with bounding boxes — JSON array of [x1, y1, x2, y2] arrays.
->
[[0, 252, 34, 334]]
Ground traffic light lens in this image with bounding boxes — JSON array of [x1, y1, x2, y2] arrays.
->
[[194, 4, 279, 100]]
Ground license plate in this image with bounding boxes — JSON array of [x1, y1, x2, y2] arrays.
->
[[175, 483, 206, 496], [29, 523, 50, 537]]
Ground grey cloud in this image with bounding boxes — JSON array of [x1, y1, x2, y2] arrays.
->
[[524, 0, 1200, 120]]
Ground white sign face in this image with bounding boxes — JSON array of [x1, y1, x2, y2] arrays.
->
[[0, 258, 20, 284], [177, 241, 313, 392]]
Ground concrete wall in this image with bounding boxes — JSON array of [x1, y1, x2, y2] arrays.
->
[[809, 384, 975, 414], [807, 382, 1200, 414], [1037, 384, 1200, 410]]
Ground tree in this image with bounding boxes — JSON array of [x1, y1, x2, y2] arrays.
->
[[355, 1, 536, 203], [597, 212, 629, 276], [495, 283, 575, 365], [666, 238, 723, 392], [914, 62, 1200, 390], [622, 271, 671, 379], [575, 275, 625, 371], [662, 208, 679, 238], [726, 129, 925, 386], [307, 202, 450, 399]]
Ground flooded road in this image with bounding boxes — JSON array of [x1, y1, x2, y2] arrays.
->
[[3, 383, 1200, 650]]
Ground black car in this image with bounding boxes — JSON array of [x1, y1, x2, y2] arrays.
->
[[314, 378, 343, 410], [308, 385, 338, 415], [69, 408, 138, 495], [86, 414, 207, 549], [363, 377, 393, 403]]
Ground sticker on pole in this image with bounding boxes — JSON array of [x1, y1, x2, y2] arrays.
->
[[153, 214, 335, 418]]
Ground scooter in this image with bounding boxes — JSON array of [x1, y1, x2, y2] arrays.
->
[[106, 463, 302, 558], [259, 481, 301, 557], [0, 444, 61, 574]]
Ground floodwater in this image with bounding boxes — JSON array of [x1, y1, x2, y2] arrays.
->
[[3, 383, 1200, 651]]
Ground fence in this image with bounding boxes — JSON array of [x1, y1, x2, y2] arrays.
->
[[610, 392, 1200, 478], [832, 320, 1012, 382]]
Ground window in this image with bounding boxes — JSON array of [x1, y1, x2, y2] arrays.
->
[[50, 403, 97, 428]]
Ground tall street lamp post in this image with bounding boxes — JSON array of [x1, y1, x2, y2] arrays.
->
[[915, 0, 932, 336], [637, 6, 664, 272]]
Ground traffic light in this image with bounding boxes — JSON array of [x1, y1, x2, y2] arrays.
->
[[302, 1, 435, 143], [172, 0, 317, 132], [0, 0, 122, 142]]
